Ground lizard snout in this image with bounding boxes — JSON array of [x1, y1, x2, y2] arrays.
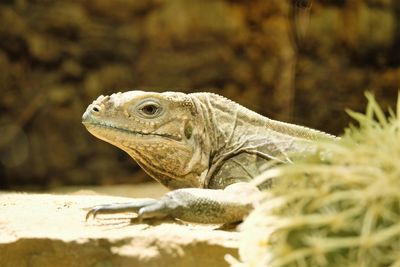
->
[[82, 103, 104, 124], [82, 95, 113, 124]]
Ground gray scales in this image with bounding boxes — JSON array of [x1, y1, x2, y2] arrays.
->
[[82, 91, 335, 224]]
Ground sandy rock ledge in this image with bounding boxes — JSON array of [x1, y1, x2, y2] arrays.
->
[[0, 193, 239, 267]]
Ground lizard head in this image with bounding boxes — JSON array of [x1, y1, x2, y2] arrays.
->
[[82, 91, 209, 189]]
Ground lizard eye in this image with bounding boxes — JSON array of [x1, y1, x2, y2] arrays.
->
[[141, 104, 158, 115], [137, 100, 162, 118]]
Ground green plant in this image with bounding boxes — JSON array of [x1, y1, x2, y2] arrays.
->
[[238, 93, 400, 267]]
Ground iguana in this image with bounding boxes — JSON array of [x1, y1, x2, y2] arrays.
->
[[82, 91, 335, 224]]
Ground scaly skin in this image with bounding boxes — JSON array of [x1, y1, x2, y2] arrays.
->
[[82, 91, 335, 224]]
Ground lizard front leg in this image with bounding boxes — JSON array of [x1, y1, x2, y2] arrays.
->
[[86, 183, 260, 224]]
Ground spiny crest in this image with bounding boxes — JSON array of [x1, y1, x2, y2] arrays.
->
[[265, 119, 337, 140]]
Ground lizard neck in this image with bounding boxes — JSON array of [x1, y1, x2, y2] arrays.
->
[[190, 93, 335, 188], [189, 93, 270, 167]]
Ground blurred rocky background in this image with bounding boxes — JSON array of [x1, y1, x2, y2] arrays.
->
[[0, 0, 399, 189]]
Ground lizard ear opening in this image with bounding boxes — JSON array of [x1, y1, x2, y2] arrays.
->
[[184, 122, 193, 139]]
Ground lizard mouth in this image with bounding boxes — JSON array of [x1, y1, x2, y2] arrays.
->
[[83, 121, 182, 142]]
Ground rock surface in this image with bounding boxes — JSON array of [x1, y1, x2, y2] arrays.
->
[[0, 190, 239, 267]]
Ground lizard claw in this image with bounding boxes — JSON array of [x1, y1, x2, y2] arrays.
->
[[84, 199, 158, 221], [85, 206, 104, 221]]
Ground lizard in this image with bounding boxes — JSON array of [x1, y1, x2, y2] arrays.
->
[[82, 91, 335, 224]]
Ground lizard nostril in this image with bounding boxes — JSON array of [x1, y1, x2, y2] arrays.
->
[[92, 105, 101, 113]]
